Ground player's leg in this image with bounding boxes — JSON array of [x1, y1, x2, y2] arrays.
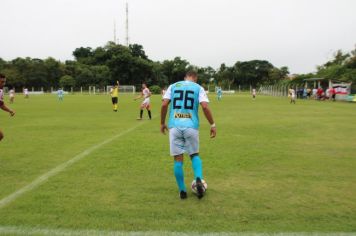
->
[[0, 129, 4, 142], [169, 128, 187, 199], [185, 128, 205, 199], [112, 97, 116, 111], [191, 153, 204, 199], [137, 103, 144, 120], [174, 155, 187, 199], [114, 97, 118, 111], [146, 104, 152, 120]]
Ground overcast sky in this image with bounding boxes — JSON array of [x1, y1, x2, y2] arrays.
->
[[1, 0, 355, 74]]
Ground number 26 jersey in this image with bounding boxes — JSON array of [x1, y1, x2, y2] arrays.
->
[[163, 81, 209, 129]]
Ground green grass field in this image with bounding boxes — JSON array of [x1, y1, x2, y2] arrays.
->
[[0, 93, 355, 235]]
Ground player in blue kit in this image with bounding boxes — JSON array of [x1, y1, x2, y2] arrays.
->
[[57, 88, 64, 101], [217, 87, 222, 101], [160, 71, 217, 199]]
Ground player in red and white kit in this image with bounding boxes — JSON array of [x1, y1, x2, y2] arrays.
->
[[0, 74, 16, 142], [134, 83, 152, 120]]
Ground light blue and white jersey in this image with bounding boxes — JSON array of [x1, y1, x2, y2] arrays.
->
[[164, 80, 209, 129], [217, 88, 222, 95], [57, 89, 63, 96]]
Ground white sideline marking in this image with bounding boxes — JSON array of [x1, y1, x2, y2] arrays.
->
[[0, 120, 151, 209], [0, 226, 354, 236]]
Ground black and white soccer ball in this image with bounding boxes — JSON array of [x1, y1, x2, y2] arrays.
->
[[191, 179, 208, 194]]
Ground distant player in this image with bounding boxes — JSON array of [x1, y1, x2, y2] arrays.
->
[[9, 88, 15, 103], [217, 87, 222, 101], [252, 88, 256, 100], [134, 83, 152, 120], [0, 74, 16, 142], [160, 71, 216, 200], [57, 88, 64, 101], [110, 81, 119, 112], [289, 88, 296, 104], [23, 88, 29, 98]]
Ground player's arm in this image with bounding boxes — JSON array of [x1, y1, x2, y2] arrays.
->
[[160, 85, 172, 134], [198, 87, 216, 138], [200, 102, 216, 138], [0, 101, 15, 116], [134, 92, 143, 101], [160, 99, 170, 134]]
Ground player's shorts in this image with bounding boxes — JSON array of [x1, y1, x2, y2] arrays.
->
[[141, 98, 150, 109], [111, 97, 118, 104], [169, 127, 199, 156]]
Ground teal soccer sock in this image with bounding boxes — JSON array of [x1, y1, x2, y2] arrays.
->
[[174, 161, 186, 192], [191, 155, 203, 180]]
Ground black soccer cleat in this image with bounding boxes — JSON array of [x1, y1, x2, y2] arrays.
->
[[180, 191, 187, 199], [196, 177, 204, 199]]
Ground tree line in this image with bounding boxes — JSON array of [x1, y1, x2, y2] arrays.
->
[[0, 41, 290, 91], [290, 47, 356, 87]]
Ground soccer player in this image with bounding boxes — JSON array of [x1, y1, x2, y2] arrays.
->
[[0, 74, 16, 142], [23, 87, 29, 98], [252, 88, 256, 100], [134, 83, 152, 120], [110, 81, 119, 112], [289, 88, 296, 104], [160, 71, 217, 200], [57, 88, 64, 101], [217, 87, 222, 101], [9, 88, 15, 104]]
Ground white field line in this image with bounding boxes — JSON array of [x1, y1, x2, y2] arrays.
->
[[0, 120, 151, 209], [0, 226, 354, 236]]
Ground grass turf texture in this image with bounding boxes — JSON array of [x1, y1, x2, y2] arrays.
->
[[0, 93, 355, 233]]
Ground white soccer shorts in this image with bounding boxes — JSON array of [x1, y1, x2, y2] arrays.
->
[[169, 127, 199, 156]]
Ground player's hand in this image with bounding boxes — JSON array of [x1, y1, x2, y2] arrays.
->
[[210, 127, 216, 138], [9, 110, 15, 116], [160, 124, 168, 135]]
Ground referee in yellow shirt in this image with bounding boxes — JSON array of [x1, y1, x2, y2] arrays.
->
[[110, 81, 119, 112]]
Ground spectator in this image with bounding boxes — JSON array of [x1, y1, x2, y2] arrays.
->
[[303, 88, 307, 99], [312, 88, 318, 99], [307, 88, 312, 99], [317, 88, 324, 100], [329, 87, 336, 101]]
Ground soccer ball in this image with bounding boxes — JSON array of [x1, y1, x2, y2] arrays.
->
[[191, 179, 208, 194]]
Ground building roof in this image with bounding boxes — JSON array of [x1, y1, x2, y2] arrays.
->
[[303, 78, 326, 82]]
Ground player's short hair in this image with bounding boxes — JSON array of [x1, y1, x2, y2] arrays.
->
[[0, 73, 5, 79], [186, 71, 198, 78]]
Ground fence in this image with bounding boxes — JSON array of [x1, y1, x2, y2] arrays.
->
[[2, 86, 136, 95], [259, 85, 290, 97]]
